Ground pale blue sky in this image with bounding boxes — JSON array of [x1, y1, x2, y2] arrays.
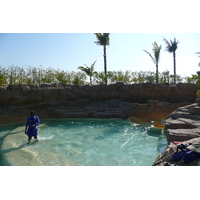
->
[[0, 33, 199, 76]]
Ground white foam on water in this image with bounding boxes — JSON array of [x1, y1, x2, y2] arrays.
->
[[38, 135, 54, 140]]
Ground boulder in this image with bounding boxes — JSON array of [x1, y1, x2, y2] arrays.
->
[[164, 103, 200, 144]]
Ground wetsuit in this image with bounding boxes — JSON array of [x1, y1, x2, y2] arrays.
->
[[25, 116, 40, 138]]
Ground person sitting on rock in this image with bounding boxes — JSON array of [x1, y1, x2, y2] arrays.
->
[[25, 111, 40, 144]]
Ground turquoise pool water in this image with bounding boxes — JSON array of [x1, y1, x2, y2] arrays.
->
[[0, 122, 23, 165], [0, 119, 167, 166]]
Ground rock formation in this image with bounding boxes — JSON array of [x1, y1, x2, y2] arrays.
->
[[0, 83, 196, 125], [164, 103, 200, 144], [153, 100, 200, 166]]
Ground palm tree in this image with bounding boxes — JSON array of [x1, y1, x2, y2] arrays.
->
[[144, 42, 162, 83], [163, 37, 179, 85], [94, 33, 110, 85], [78, 60, 97, 85]]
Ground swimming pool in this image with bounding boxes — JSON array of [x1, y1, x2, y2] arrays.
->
[[0, 118, 167, 166]]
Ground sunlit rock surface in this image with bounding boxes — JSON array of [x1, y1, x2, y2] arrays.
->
[[164, 103, 200, 144], [0, 83, 195, 124]]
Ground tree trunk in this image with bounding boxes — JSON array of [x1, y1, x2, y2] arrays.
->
[[90, 75, 92, 85], [156, 64, 158, 84], [103, 45, 107, 85], [173, 51, 176, 85]]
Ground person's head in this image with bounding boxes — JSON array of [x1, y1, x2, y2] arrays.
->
[[30, 111, 35, 117]]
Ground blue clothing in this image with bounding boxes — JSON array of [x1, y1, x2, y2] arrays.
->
[[182, 150, 200, 164], [25, 116, 40, 138], [173, 146, 200, 164]]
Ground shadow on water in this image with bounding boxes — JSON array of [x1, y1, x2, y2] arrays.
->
[[1, 143, 27, 155], [0, 129, 24, 143], [0, 140, 38, 166], [147, 129, 162, 137], [0, 124, 25, 166]]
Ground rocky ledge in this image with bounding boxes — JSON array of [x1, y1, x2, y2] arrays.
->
[[153, 101, 200, 166], [164, 103, 200, 144], [0, 83, 194, 125]]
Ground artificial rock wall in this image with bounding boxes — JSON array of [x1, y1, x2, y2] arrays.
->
[[0, 82, 197, 125]]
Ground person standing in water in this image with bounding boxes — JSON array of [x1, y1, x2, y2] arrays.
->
[[25, 111, 40, 144]]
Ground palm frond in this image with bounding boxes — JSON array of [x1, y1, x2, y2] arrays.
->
[[143, 50, 156, 64], [163, 37, 173, 53], [94, 33, 110, 46], [152, 43, 162, 64], [163, 37, 179, 53], [78, 60, 97, 77], [91, 60, 97, 72], [94, 33, 102, 45], [77, 66, 90, 75]]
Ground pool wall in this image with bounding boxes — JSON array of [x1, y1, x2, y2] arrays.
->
[[0, 83, 196, 124]]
